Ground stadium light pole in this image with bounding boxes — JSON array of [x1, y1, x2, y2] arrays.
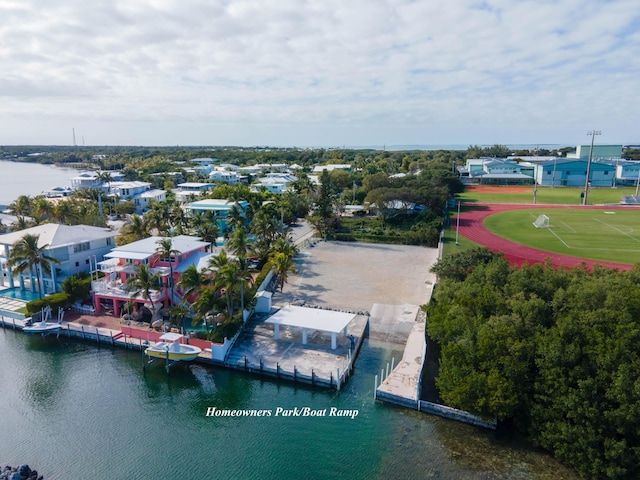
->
[[582, 130, 602, 205], [455, 200, 461, 246]]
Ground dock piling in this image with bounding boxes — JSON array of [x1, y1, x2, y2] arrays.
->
[[374, 375, 378, 399]]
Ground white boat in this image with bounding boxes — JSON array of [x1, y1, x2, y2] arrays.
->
[[23, 306, 63, 335], [145, 332, 202, 361]]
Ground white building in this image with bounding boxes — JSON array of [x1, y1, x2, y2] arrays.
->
[[209, 168, 241, 185], [312, 164, 352, 173], [251, 173, 297, 194], [70, 171, 125, 190], [108, 181, 165, 213], [173, 182, 215, 203], [0, 224, 116, 296]]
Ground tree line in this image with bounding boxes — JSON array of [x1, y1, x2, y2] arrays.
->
[[427, 248, 640, 479]]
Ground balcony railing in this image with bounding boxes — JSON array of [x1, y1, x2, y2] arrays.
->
[[92, 279, 165, 303]]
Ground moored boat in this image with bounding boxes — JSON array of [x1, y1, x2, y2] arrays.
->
[[145, 332, 202, 361], [23, 306, 63, 335]]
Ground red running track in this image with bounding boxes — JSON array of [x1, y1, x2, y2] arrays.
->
[[456, 204, 635, 270]]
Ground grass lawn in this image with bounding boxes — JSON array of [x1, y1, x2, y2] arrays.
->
[[441, 210, 480, 257], [459, 186, 638, 205], [483, 208, 640, 264]]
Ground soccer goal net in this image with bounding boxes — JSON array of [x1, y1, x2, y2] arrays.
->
[[533, 214, 550, 228]]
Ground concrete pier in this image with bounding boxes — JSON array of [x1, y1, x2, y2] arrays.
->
[[225, 312, 368, 389]]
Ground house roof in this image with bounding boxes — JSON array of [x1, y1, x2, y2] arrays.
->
[[0, 224, 115, 248], [139, 189, 166, 199], [105, 235, 210, 260], [479, 173, 533, 179], [174, 247, 229, 273], [185, 199, 247, 211], [110, 181, 151, 189]]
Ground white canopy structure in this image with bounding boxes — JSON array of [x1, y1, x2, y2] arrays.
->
[[265, 305, 355, 350]]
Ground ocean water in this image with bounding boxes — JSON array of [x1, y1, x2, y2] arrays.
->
[[0, 327, 578, 479], [0, 160, 81, 206]]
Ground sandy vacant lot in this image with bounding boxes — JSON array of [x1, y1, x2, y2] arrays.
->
[[273, 241, 439, 313]]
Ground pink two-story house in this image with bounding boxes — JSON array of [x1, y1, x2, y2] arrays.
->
[[92, 235, 210, 316]]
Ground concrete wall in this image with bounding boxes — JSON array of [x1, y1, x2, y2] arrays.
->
[[419, 401, 496, 429]]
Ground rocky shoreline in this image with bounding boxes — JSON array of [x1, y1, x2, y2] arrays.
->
[[0, 465, 43, 480]]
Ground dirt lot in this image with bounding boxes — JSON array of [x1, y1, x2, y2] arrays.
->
[[272, 241, 439, 313]]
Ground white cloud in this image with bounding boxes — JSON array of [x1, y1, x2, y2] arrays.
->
[[0, 0, 639, 146]]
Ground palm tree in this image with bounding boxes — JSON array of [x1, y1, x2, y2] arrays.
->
[[96, 171, 113, 192], [121, 214, 149, 241], [226, 226, 249, 267], [53, 200, 76, 225], [268, 237, 297, 293], [7, 234, 60, 299], [125, 264, 162, 318], [9, 195, 32, 216], [225, 203, 244, 232], [196, 222, 220, 250], [176, 264, 210, 302], [212, 261, 240, 319], [155, 237, 180, 306], [169, 205, 188, 234], [271, 236, 299, 259], [32, 196, 53, 221], [146, 200, 172, 235]]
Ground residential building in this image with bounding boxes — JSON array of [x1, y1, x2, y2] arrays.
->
[[0, 224, 116, 296], [209, 168, 241, 185], [70, 171, 125, 190], [108, 181, 165, 213], [312, 164, 352, 173], [92, 235, 210, 315], [184, 199, 248, 232], [173, 182, 215, 203], [251, 173, 298, 194]]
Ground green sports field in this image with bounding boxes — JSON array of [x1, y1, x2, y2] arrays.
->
[[483, 208, 640, 264], [459, 186, 638, 205]]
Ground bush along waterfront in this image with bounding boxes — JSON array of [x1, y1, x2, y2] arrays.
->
[[426, 247, 640, 480]]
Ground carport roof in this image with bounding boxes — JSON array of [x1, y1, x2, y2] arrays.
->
[[265, 305, 355, 334]]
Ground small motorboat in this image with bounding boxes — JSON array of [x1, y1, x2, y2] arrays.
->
[[145, 332, 202, 362], [23, 306, 63, 335]]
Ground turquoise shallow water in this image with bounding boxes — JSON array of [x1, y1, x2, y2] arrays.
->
[[0, 328, 577, 479]]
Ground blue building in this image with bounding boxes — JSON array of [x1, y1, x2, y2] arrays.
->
[[532, 159, 615, 187]]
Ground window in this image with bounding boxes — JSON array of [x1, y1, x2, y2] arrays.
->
[[106, 238, 113, 246], [73, 242, 90, 253], [566, 171, 571, 175], [86, 259, 89, 264], [75, 261, 80, 267], [547, 170, 552, 175], [604, 171, 609, 175]]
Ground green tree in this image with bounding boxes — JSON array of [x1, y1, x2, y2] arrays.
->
[[125, 264, 162, 318]]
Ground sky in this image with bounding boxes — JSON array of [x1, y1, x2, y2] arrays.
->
[[1, 0, 639, 147]]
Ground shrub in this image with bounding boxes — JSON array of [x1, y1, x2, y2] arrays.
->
[[26, 292, 73, 314], [62, 273, 92, 303]]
